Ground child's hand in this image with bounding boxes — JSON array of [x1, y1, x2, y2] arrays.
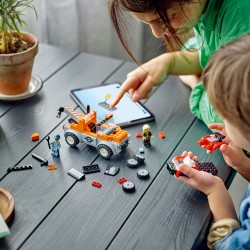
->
[[207, 123, 230, 153], [181, 151, 198, 162], [209, 123, 250, 181], [177, 162, 223, 196], [220, 142, 250, 181]]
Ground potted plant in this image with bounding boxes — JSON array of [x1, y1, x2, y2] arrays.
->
[[0, 0, 38, 95]]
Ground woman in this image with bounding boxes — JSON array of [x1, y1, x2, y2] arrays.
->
[[108, 0, 250, 126]]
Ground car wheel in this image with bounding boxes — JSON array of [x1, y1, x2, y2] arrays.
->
[[133, 154, 145, 164], [126, 158, 140, 168], [65, 132, 79, 147], [97, 144, 113, 159]]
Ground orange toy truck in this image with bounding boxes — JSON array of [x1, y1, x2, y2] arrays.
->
[[57, 106, 130, 159]]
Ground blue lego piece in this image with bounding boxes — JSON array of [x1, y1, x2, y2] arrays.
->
[[139, 147, 144, 154]]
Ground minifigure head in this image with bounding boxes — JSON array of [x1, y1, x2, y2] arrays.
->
[[203, 34, 250, 151], [143, 124, 150, 133], [54, 134, 61, 142]]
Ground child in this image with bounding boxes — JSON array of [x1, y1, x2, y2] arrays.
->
[[108, 0, 250, 126], [177, 34, 250, 249]]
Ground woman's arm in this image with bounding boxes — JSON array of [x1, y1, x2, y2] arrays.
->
[[110, 51, 202, 107]]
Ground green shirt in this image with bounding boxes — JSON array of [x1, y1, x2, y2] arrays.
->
[[194, 0, 250, 69]]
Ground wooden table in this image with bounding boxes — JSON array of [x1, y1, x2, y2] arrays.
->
[[0, 44, 234, 250]]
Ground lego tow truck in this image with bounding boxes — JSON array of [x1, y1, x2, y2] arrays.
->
[[57, 106, 130, 159]]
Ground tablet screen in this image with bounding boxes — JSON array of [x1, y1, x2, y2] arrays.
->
[[70, 83, 154, 127]]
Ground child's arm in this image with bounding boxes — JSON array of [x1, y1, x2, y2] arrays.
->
[[208, 194, 250, 250], [178, 163, 238, 221], [177, 161, 240, 249]]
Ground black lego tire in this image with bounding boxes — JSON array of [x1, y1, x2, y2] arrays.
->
[[97, 144, 113, 159], [126, 158, 140, 168], [133, 154, 145, 164], [65, 132, 79, 147], [137, 169, 149, 179], [122, 181, 136, 192]]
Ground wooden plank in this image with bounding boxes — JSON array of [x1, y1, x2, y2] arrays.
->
[[107, 119, 233, 250], [0, 53, 123, 178], [0, 44, 79, 117], [18, 74, 196, 250]]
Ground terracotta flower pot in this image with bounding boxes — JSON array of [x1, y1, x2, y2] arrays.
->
[[0, 32, 38, 95]]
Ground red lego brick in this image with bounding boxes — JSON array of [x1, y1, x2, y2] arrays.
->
[[136, 133, 142, 138], [158, 131, 165, 139], [92, 181, 102, 188], [117, 177, 127, 184], [31, 133, 39, 141]]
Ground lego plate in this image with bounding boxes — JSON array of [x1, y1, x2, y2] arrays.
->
[[0, 187, 14, 223], [0, 75, 43, 101]]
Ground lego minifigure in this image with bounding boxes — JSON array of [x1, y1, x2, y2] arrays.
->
[[142, 124, 153, 147], [47, 135, 61, 157]]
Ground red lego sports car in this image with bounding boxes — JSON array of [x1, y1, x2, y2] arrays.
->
[[197, 132, 225, 153]]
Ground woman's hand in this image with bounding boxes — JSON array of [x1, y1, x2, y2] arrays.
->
[[110, 51, 201, 107], [110, 54, 169, 107]]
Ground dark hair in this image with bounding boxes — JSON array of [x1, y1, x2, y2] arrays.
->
[[108, 0, 196, 63], [203, 34, 250, 137]]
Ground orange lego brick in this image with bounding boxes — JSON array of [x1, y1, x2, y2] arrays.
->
[[31, 133, 39, 141], [48, 165, 57, 170], [158, 132, 165, 139], [136, 133, 142, 138]]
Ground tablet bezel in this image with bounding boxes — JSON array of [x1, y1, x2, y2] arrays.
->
[[69, 83, 155, 128]]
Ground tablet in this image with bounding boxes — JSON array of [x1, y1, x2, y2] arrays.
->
[[70, 83, 155, 127]]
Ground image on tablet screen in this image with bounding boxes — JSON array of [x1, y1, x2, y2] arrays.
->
[[72, 84, 153, 126]]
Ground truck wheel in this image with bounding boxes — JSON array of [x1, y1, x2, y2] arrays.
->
[[121, 140, 129, 150], [65, 132, 79, 147], [97, 144, 113, 159]]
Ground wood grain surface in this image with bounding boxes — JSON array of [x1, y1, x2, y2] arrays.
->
[[0, 45, 234, 250]]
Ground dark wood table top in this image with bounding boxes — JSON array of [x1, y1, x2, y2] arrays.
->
[[0, 44, 233, 250]]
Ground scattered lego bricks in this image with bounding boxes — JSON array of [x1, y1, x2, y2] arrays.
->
[[7, 164, 33, 173], [158, 131, 165, 139], [117, 177, 127, 184], [82, 164, 100, 174], [48, 165, 57, 170], [31, 133, 39, 141], [67, 168, 85, 180], [92, 182, 102, 188]]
